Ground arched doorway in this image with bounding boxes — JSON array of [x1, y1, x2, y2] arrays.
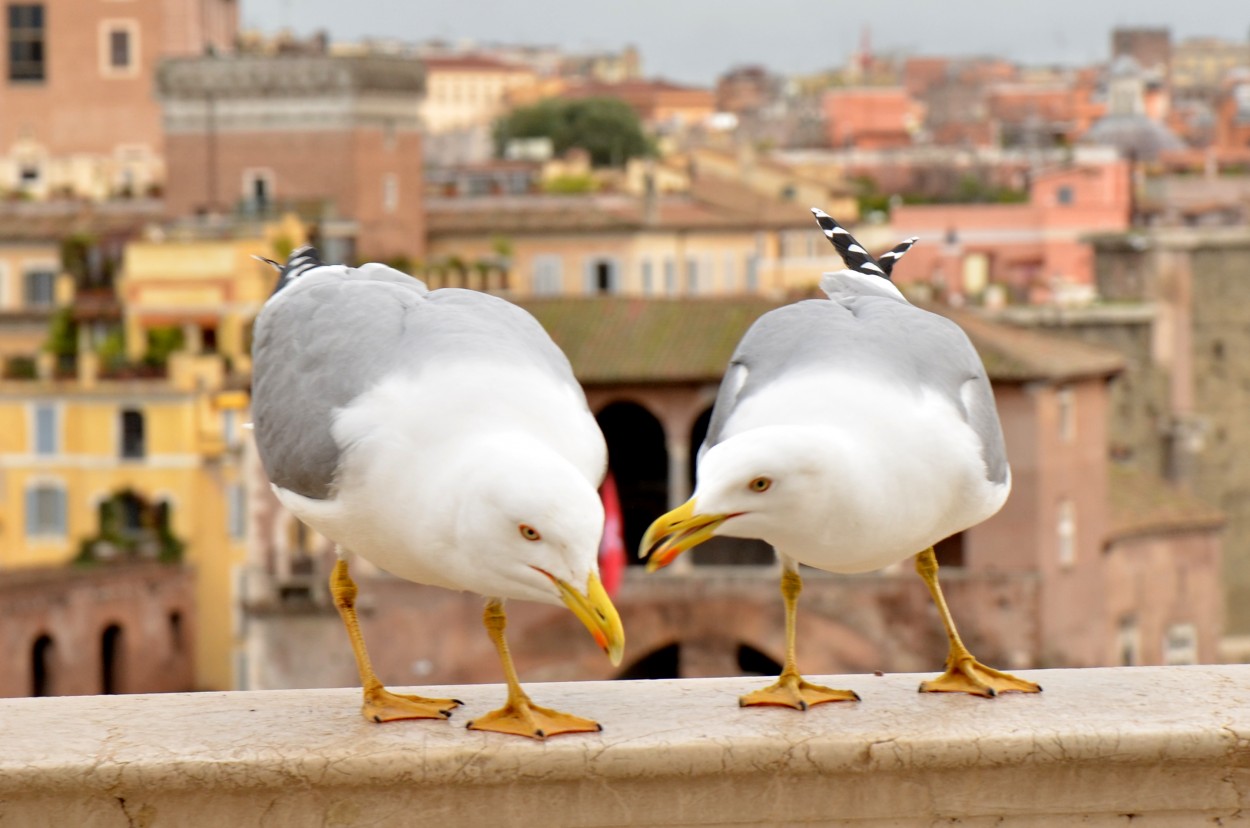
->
[[31, 634, 54, 697], [101, 623, 124, 694], [617, 643, 681, 680], [596, 402, 668, 563], [736, 643, 783, 677]]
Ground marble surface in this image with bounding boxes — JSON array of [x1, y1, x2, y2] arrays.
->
[[2, 666, 1250, 826]]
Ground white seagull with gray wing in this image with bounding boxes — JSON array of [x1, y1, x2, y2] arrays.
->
[[641, 210, 1040, 709], [251, 248, 624, 740]]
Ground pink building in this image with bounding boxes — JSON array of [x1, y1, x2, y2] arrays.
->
[[889, 160, 1132, 304], [823, 88, 922, 149]]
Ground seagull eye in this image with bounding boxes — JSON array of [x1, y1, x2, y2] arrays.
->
[[749, 477, 772, 493], [519, 524, 542, 541]]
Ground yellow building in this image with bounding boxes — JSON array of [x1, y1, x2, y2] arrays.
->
[[0, 354, 248, 690], [0, 215, 302, 690], [119, 214, 306, 369]]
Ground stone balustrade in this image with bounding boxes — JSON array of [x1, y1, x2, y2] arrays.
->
[[2, 665, 1249, 826]]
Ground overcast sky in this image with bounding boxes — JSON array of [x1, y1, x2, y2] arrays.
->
[[241, 1, 1249, 85]]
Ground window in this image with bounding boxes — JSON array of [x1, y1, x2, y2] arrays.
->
[[120, 408, 144, 459], [1163, 623, 1198, 665], [242, 169, 273, 213], [227, 483, 246, 540], [532, 256, 562, 295], [663, 257, 677, 295], [1056, 185, 1074, 205], [1057, 386, 1076, 443], [685, 257, 699, 294], [109, 29, 129, 69], [744, 254, 760, 293], [586, 258, 619, 295], [23, 267, 54, 307], [383, 173, 398, 213], [640, 259, 654, 295], [25, 484, 66, 536], [8, 4, 45, 82], [723, 253, 736, 293], [99, 21, 137, 76], [33, 403, 57, 455], [1056, 499, 1076, 568]]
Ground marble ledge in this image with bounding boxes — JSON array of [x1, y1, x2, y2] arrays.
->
[[2, 665, 1250, 827]]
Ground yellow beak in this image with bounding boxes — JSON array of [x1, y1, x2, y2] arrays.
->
[[540, 570, 625, 667], [639, 498, 736, 572]]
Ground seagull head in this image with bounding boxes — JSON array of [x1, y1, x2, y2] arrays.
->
[[640, 426, 838, 570], [455, 439, 624, 666]]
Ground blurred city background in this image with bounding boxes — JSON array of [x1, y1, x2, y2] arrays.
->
[[1, 0, 1248, 699]]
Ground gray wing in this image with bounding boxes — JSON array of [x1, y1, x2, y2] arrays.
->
[[701, 285, 1008, 485], [252, 264, 578, 499]]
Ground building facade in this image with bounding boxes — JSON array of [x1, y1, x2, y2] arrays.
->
[[0, 0, 236, 199], [158, 55, 425, 262]]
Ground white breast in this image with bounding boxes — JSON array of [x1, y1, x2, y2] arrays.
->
[[724, 371, 1009, 573]]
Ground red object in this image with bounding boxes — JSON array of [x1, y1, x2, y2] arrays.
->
[[598, 472, 626, 597]]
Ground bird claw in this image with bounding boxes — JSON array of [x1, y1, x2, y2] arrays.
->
[[467, 697, 603, 740], [919, 654, 1042, 697], [361, 687, 462, 723], [739, 672, 860, 711]]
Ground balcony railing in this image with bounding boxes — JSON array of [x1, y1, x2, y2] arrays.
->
[[1, 665, 1247, 825]]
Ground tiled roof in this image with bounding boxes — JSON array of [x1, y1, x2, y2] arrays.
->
[[940, 307, 1126, 382], [1106, 465, 1225, 542], [521, 297, 777, 383], [518, 297, 1128, 386]]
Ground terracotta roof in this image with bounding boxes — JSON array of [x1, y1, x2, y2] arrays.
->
[[1106, 465, 1225, 542], [517, 297, 1128, 386], [938, 307, 1126, 383]]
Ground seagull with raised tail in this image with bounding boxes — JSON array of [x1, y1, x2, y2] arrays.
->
[[251, 247, 624, 739], [640, 210, 1041, 709]]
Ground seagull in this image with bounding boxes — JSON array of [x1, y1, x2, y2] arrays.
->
[[251, 247, 624, 739], [640, 210, 1040, 709]]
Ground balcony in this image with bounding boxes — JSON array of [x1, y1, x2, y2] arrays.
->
[[2, 665, 1247, 825]]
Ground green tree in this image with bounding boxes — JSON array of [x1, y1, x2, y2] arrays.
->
[[494, 97, 653, 168]]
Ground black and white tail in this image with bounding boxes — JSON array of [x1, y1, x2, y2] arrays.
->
[[810, 208, 917, 281], [255, 246, 325, 295]]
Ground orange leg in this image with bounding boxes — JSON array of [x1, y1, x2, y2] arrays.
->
[[330, 558, 461, 722], [915, 547, 1041, 697]]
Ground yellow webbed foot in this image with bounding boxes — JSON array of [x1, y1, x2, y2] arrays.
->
[[739, 671, 861, 711], [467, 697, 602, 740], [362, 686, 462, 723], [919, 654, 1042, 697]]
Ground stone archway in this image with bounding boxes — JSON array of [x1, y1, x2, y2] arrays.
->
[[101, 623, 124, 695], [596, 401, 669, 562], [30, 634, 54, 697]]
